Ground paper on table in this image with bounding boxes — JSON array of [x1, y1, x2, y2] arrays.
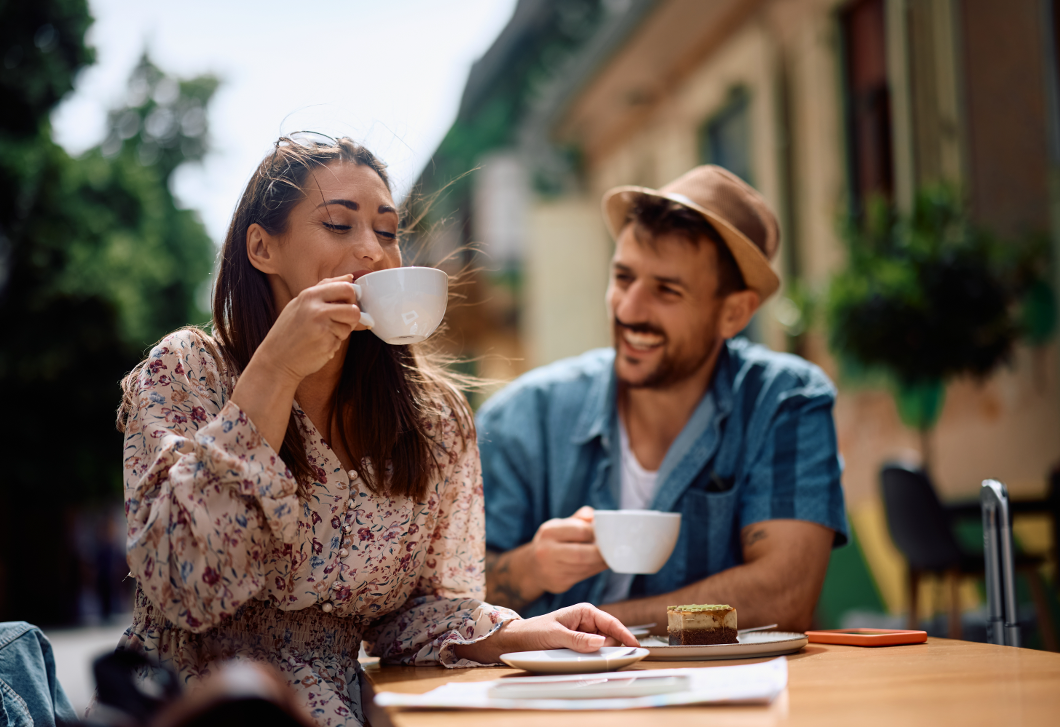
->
[[373, 656, 787, 711]]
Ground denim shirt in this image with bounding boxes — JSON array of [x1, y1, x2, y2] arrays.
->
[[0, 622, 77, 727], [477, 338, 848, 618]]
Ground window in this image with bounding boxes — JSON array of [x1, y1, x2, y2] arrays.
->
[[841, 0, 893, 215], [699, 87, 753, 184], [699, 87, 759, 342]]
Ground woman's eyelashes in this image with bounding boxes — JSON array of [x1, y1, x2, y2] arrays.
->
[[321, 221, 397, 240]]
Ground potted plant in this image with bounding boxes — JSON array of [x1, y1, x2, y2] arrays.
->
[[824, 187, 1054, 470]]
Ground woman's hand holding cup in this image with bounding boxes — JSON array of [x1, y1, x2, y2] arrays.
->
[[256, 274, 368, 384], [230, 274, 369, 452]]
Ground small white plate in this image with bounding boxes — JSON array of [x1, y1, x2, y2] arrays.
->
[[500, 647, 651, 674], [638, 631, 807, 660]]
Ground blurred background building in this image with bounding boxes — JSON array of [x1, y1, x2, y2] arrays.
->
[[414, 0, 1060, 642], [3, 0, 1060, 653]]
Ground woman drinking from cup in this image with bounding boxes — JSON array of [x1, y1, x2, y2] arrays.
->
[[114, 135, 635, 725]]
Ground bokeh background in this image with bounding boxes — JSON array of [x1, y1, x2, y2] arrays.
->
[[3, 0, 1060, 700]]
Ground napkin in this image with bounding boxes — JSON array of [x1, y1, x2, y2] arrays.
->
[[373, 656, 787, 711]]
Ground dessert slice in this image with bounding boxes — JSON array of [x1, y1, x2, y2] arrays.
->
[[667, 604, 738, 645]]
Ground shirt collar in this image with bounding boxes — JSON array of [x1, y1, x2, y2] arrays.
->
[[571, 341, 738, 448], [711, 340, 736, 419], [572, 350, 618, 448]]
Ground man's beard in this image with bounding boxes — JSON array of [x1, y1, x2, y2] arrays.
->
[[613, 317, 715, 389]]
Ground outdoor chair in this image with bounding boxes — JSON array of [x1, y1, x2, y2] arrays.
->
[[879, 463, 1056, 647]]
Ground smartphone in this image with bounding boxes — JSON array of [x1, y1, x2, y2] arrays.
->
[[805, 628, 927, 646], [487, 674, 690, 700]]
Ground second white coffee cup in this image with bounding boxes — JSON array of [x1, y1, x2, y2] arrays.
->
[[352, 266, 448, 345], [593, 509, 682, 574]]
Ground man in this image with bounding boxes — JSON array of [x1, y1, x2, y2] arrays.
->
[[477, 165, 848, 632]]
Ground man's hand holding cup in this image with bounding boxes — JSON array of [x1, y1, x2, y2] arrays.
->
[[529, 506, 609, 594]]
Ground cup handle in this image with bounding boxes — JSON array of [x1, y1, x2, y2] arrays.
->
[[351, 283, 375, 329]]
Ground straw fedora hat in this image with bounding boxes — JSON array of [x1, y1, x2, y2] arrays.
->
[[601, 165, 781, 300]]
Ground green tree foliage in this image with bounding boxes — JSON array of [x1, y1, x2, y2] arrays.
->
[[0, 0, 218, 624], [411, 0, 605, 228], [46, 55, 218, 348], [825, 187, 1055, 431], [0, 0, 95, 230]]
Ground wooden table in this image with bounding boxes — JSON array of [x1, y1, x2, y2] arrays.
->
[[360, 638, 1060, 726]]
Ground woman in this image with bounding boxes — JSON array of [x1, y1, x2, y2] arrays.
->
[[114, 135, 635, 725]]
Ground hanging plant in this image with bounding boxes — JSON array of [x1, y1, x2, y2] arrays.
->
[[825, 186, 1054, 446]]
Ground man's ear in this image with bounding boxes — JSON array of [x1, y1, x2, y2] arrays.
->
[[247, 223, 279, 275], [717, 289, 761, 339]]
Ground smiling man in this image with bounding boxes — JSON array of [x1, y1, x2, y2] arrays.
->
[[477, 166, 848, 632]]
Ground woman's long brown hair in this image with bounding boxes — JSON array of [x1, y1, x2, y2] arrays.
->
[[118, 135, 473, 502]]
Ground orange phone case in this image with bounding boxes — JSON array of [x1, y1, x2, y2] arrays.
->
[[805, 628, 927, 647]]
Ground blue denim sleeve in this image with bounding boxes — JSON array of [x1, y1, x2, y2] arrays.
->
[[477, 391, 543, 554], [738, 390, 849, 547], [0, 622, 79, 727]]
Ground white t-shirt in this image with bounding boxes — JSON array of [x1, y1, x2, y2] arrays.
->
[[601, 417, 661, 604]]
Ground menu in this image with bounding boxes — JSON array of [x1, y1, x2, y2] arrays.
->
[[373, 656, 788, 711]]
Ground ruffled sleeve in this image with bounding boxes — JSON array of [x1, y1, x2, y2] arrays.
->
[[122, 330, 300, 632], [362, 407, 520, 666]]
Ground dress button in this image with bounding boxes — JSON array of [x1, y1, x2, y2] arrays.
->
[[343, 524, 352, 533], [339, 548, 349, 558], [321, 602, 334, 613], [347, 469, 356, 479]]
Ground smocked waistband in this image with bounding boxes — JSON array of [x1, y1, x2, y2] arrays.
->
[[211, 599, 366, 659]]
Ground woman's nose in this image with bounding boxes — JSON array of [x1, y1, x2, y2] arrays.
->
[[351, 226, 385, 263]]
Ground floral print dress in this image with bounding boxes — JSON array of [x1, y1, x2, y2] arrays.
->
[[116, 329, 518, 726]]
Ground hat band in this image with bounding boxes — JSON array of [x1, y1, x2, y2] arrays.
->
[[666, 192, 698, 210]]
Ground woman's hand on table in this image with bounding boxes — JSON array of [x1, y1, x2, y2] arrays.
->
[[452, 603, 638, 664]]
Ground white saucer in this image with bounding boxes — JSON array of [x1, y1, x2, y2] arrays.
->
[[500, 647, 651, 674], [638, 631, 807, 660]]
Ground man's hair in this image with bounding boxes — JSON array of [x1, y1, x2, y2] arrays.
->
[[626, 194, 747, 297]]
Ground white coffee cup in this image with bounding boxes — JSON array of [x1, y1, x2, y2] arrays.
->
[[593, 510, 682, 574], [352, 267, 448, 345]]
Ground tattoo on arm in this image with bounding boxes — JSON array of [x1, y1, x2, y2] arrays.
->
[[742, 528, 768, 548], [485, 549, 532, 613]]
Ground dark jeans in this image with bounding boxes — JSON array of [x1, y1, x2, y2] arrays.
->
[[0, 622, 78, 727]]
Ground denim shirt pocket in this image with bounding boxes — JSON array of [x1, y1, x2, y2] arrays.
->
[[680, 485, 741, 583]]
